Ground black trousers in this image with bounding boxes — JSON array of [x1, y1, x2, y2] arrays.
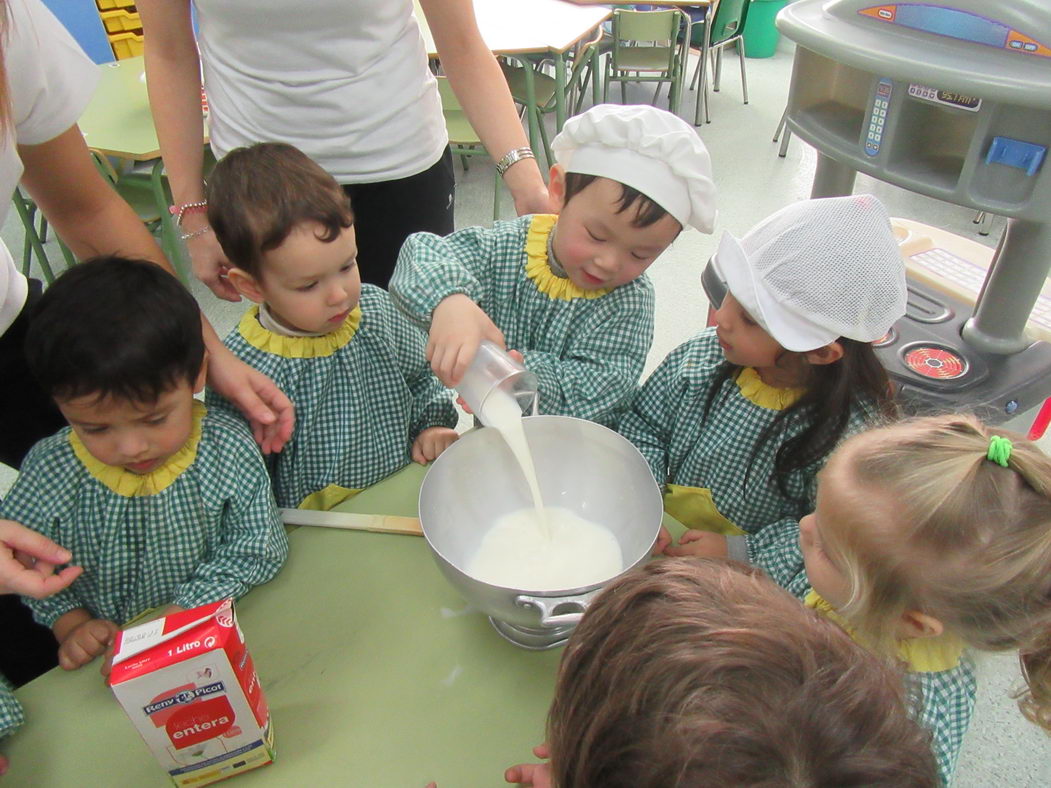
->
[[343, 147, 455, 289], [0, 279, 62, 684]]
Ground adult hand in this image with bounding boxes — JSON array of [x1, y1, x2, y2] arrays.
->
[[664, 530, 729, 559], [0, 520, 82, 598], [508, 177, 555, 217], [427, 294, 505, 387], [186, 226, 241, 302], [207, 344, 295, 454], [505, 744, 553, 787]]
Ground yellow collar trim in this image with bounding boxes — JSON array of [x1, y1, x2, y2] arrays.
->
[[69, 401, 206, 498], [805, 590, 964, 673], [524, 214, 611, 301], [238, 304, 361, 358], [734, 367, 804, 411]]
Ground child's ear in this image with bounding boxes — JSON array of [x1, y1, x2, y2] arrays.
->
[[193, 356, 208, 395], [548, 164, 567, 212], [804, 341, 844, 367], [899, 610, 944, 639], [227, 268, 265, 304]]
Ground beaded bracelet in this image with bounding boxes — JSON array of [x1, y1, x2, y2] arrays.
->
[[180, 225, 213, 242], [169, 201, 208, 226]]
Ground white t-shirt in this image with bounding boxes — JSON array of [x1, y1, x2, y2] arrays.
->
[[195, 0, 448, 184], [0, 0, 98, 335]]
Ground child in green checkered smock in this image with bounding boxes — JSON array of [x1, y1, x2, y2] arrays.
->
[[741, 414, 1051, 786], [390, 104, 717, 429], [1, 258, 287, 673], [205, 143, 458, 509], [0, 675, 23, 772], [620, 196, 906, 559]]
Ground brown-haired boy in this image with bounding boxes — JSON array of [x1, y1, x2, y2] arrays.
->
[[205, 142, 458, 509], [505, 559, 938, 787]]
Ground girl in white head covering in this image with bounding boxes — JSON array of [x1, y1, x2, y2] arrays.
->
[[619, 194, 905, 551]]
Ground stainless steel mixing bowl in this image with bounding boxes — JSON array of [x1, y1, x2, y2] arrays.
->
[[418, 415, 662, 648]]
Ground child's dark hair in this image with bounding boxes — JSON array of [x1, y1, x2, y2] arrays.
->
[[705, 338, 897, 507], [563, 172, 675, 229], [207, 142, 354, 277], [25, 257, 204, 405], [547, 559, 938, 787]]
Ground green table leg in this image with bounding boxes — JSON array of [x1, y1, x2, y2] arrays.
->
[[519, 61, 546, 167], [554, 52, 568, 132]]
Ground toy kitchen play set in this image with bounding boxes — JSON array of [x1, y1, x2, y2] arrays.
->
[[778, 0, 1051, 422]]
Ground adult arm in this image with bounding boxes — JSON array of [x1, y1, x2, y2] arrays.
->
[[421, 0, 552, 215], [137, 0, 237, 301], [19, 125, 293, 453]]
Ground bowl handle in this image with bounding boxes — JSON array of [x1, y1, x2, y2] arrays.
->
[[514, 589, 602, 628]]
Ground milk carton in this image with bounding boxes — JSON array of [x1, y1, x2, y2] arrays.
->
[[109, 599, 275, 786]]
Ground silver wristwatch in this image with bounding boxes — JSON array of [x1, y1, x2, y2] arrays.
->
[[495, 147, 536, 177]]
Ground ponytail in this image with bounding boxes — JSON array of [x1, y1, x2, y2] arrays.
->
[[825, 414, 1051, 733]]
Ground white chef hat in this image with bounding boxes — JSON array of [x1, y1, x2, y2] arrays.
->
[[710, 195, 906, 352], [550, 104, 717, 233]]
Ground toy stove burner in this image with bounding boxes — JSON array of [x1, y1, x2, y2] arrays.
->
[[903, 344, 969, 380], [489, 617, 573, 651], [874, 328, 897, 348]]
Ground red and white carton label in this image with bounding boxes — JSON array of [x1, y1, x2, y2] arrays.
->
[[109, 600, 274, 787]]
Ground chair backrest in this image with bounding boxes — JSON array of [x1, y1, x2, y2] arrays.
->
[[710, 0, 750, 46], [435, 75, 461, 112], [611, 8, 681, 73], [435, 77, 482, 147], [613, 8, 679, 44]]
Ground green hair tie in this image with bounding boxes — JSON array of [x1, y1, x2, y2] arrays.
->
[[987, 435, 1012, 468]]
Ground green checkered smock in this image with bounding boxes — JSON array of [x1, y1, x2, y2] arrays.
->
[[0, 676, 22, 740], [207, 285, 456, 508], [619, 329, 878, 540], [389, 214, 655, 428], [2, 405, 288, 628], [748, 524, 977, 788]]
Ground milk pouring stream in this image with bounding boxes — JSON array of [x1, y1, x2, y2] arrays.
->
[[472, 388, 624, 589]]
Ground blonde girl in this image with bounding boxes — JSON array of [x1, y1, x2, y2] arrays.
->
[[748, 413, 1051, 785]]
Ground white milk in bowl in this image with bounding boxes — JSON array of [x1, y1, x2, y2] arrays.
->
[[466, 507, 623, 591]]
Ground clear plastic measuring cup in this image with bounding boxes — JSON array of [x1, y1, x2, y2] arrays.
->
[[456, 341, 538, 425]]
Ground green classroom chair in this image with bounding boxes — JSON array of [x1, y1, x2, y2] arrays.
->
[[436, 77, 503, 222], [604, 8, 689, 113], [499, 26, 606, 169]]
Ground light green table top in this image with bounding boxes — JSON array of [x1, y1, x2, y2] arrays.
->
[[8, 463, 685, 786], [8, 464, 561, 786], [78, 56, 208, 162]]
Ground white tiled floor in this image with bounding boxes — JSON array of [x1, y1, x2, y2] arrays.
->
[[4, 38, 1050, 785]]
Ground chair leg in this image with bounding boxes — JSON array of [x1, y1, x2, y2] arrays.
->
[[694, 39, 711, 125], [12, 190, 56, 283], [536, 112, 553, 170], [713, 47, 723, 92], [492, 170, 501, 223], [738, 40, 749, 105]]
